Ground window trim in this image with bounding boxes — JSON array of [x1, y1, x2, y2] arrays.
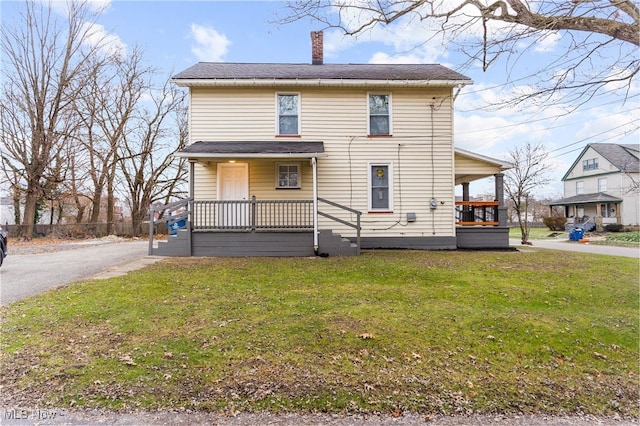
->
[[367, 93, 392, 136], [576, 181, 584, 195], [582, 158, 598, 171], [276, 93, 300, 136], [275, 162, 301, 189], [367, 162, 393, 212], [598, 177, 607, 192]]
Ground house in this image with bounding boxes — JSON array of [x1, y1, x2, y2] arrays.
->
[[149, 32, 512, 257], [549, 143, 640, 230]]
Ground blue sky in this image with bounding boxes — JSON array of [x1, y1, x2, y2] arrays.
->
[[2, 0, 638, 198]]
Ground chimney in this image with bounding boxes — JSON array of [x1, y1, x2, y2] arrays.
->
[[311, 31, 323, 65]]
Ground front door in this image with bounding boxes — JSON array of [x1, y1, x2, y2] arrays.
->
[[218, 163, 249, 227]]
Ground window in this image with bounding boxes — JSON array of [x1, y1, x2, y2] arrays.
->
[[277, 94, 299, 135], [276, 163, 300, 189], [368, 94, 391, 135], [368, 163, 393, 211], [582, 158, 598, 171], [598, 178, 607, 192], [576, 181, 584, 195]]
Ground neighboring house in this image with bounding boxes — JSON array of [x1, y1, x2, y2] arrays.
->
[[550, 143, 640, 230], [150, 32, 512, 257]]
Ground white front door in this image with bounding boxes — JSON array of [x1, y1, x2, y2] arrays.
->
[[218, 163, 249, 227]]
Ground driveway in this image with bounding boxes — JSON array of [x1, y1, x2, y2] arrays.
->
[[510, 239, 640, 258], [0, 239, 160, 306]]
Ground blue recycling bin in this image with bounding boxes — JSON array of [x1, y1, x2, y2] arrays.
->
[[569, 227, 584, 241], [169, 219, 186, 236]]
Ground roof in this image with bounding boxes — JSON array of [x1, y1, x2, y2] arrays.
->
[[590, 144, 640, 172], [172, 63, 472, 87], [175, 141, 326, 159], [548, 192, 623, 206], [454, 147, 513, 170], [562, 143, 640, 181]]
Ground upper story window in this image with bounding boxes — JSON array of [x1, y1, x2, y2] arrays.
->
[[277, 93, 299, 135], [582, 158, 598, 171], [598, 178, 607, 192], [368, 94, 391, 136], [276, 163, 300, 189], [368, 162, 393, 212], [576, 181, 584, 195]]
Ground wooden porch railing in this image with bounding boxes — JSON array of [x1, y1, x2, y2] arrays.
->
[[318, 197, 362, 251], [455, 201, 499, 226], [192, 197, 314, 231], [149, 197, 363, 254], [149, 197, 193, 254]]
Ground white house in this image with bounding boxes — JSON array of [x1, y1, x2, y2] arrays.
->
[[149, 32, 512, 257], [550, 143, 639, 230]]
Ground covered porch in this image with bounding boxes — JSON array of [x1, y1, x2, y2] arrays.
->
[[150, 141, 361, 257], [548, 193, 623, 231], [453, 148, 513, 249]]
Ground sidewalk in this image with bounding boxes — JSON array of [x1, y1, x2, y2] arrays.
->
[[510, 238, 640, 259]]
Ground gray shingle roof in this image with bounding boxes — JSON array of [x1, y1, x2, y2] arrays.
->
[[548, 192, 623, 206], [172, 62, 471, 83], [176, 141, 325, 158], [590, 143, 640, 173]]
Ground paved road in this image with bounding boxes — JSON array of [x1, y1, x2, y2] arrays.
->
[[510, 238, 640, 258], [0, 240, 154, 306]]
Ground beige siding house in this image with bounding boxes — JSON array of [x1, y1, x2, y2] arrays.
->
[[150, 33, 512, 257], [550, 143, 639, 230]]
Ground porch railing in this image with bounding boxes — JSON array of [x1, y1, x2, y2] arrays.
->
[[192, 197, 313, 231], [149, 197, 193, 254], [455, 201, 499, 226]]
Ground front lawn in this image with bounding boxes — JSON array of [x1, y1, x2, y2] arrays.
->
[[1, 250, 638, 417]]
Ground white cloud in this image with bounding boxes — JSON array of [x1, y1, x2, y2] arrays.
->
[[81, 22, 126, 59], [48, 0, 111, 16], [190, 24, 231, 62], [533, 31, 561, 53]]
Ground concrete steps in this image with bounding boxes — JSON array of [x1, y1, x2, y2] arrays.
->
[[318, 230, 359, 256]]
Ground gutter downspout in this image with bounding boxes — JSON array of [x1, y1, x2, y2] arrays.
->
[[312, 157, 319, 254]]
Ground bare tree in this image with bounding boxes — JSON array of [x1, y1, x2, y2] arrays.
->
[[282, 0, 639, 109], [0, 0, 109, 238], [73, 48, 151, 233], [504, 142, 552, 244], [119, 80, 188, 236]]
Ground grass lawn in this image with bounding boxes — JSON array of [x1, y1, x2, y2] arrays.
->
[[1, 250, 638, 417]]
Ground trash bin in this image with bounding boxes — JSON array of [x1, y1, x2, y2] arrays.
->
[[569, 227, 584, 241], [169, 219, 186, 236]]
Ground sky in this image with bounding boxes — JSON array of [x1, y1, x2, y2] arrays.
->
[[1, 0, 638, 199]]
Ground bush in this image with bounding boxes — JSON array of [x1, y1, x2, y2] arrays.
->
[[543, 216, 567, 231], [604, 223, 624, 232]]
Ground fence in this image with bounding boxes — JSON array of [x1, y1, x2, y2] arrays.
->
[[2, 222, 148, 239]]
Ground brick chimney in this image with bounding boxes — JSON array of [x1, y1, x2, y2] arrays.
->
[[311, 31, 323, 65]]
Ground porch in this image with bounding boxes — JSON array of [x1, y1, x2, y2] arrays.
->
[[149, 197, 361, 257], [149, 196, 511, 256], [548, 193, 623, 231]]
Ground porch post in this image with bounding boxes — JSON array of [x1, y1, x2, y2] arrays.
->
[[462, 182, 471, 222], [494, 173, 507, 226], [312, 157, 319, 253]]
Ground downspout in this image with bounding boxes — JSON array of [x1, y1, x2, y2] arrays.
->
[[312, 156, 319, 254]]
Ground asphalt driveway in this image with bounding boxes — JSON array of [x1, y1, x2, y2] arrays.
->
[[0, 239, 158, 306]]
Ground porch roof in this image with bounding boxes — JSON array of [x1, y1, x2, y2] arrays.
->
[[548, 192, 623, 206], [175, 141, 326, 159]]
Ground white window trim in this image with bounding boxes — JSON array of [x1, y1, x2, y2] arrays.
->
[[576, 181, 584, 195], [598, 177, 607, 192], [367, 162, 393, 212], [276, 162, 301, 189], [276, 92, 301, 136], [367, 93, 392, 136]]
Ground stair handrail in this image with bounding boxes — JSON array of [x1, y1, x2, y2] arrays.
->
[[317, 197, 361, 251], [148, 197, 194, 255]]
